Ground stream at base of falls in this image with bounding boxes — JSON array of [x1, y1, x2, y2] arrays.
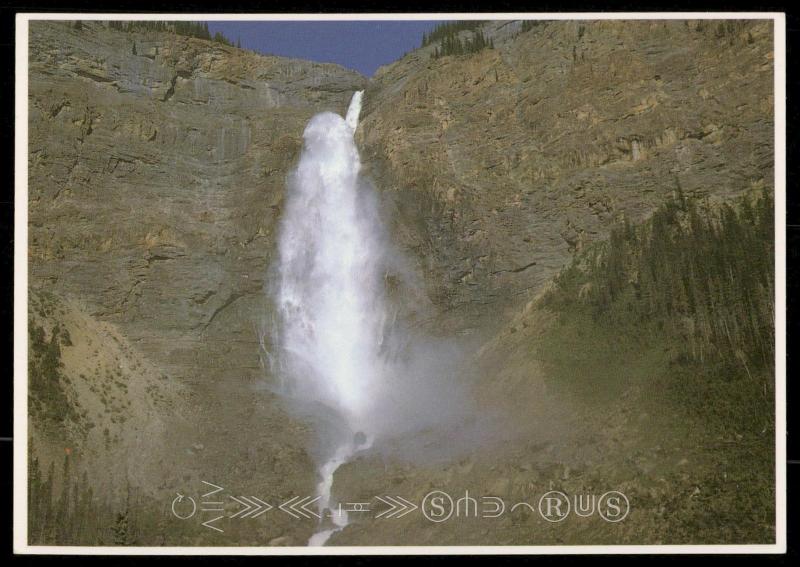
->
[[307, 443, 353, 546], [307, 433, 372, 546]]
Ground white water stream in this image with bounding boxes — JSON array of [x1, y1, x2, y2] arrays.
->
[[273, 91, 384, 545]]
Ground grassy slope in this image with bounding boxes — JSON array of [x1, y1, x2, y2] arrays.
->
[[27, 290, 192, 545], [332, 188, 775, 546], [534, 188, 775, 543]]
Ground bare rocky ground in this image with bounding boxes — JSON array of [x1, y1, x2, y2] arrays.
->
[[26, 19, 775, 546]]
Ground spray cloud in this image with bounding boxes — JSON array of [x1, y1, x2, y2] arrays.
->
[[270, 91, 474, 543]]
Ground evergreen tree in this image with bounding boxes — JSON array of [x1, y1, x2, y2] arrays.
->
[[425, 21, 493, 58], [520, 20, 542, 33], [104, 20, 226, 44], [545, 188, 774, 371]]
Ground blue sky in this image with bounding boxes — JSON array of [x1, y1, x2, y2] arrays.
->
[[207, 21, 444, 76]]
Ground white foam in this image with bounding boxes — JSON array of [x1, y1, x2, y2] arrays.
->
[[274, 91, 378, 545]]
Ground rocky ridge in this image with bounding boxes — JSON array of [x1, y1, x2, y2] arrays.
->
[[359, 19, 773, 329]]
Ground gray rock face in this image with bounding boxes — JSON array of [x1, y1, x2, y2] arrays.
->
[[29, 21, 366, 389], [28, 20, 366, 543], [358, 19, 774, 329]]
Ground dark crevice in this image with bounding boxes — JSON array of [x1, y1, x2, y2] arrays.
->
[[491, 261, 537, 275]]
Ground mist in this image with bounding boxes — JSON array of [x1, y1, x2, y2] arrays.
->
[[266, 92, 483, 542]]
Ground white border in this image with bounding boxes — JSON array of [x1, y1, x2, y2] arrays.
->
[[773, 9, 788, 557], [10, 12, 790, 20], [13, 12, 787, 556], [14, 12, 30, 559]]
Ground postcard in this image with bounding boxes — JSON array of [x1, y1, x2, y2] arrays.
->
[[13, 12, 787, 555]]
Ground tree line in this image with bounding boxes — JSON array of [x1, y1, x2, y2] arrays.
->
[[29, 315, 76, 431], [28, 449, 133, 545], [28, 446, 192, 545], [422, 21, 494, 59], [545, 187, 774, 375], [105, 21, 237, 47], [520, 20, 545, 33]]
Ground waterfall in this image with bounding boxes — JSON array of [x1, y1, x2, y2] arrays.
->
[[273, 90, 383, 545]]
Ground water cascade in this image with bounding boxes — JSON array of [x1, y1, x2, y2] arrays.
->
[[272, 91, 385, 545]]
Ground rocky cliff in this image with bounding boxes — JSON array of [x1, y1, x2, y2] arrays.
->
[[26, 18, 775, 546], [359, 19, 773, 330], [28, 20, 366, 545], [29, 20, 365, 389]]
